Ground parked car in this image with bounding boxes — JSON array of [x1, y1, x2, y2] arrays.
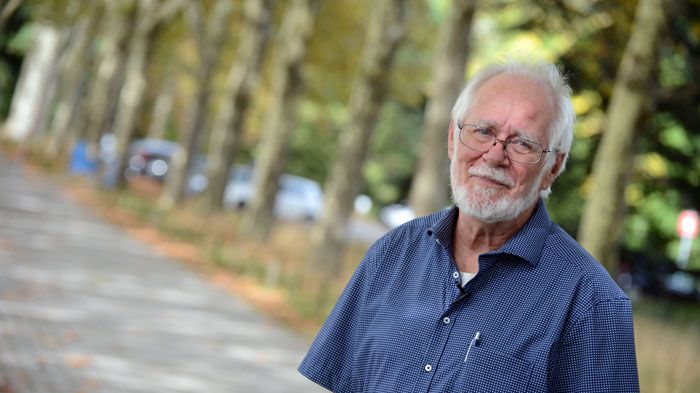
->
[[224, 165, 324, 222], [663, 270, 699, 300], [122, 138, 182, 182], [101, 136, 205, 194], [618, 249, 700, 302], [379, 203, 416, 229]]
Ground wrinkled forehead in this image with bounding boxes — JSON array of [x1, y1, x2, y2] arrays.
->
[[469, 73, 556, 139]]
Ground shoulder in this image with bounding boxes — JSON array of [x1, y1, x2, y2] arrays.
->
[[543, 223, 629, 307]]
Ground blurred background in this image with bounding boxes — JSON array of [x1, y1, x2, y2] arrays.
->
[[0, 0, 698, 391]]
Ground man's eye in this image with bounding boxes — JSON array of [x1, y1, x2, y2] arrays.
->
[[473, 127, 492, 136], [511, 139, 537, 152]]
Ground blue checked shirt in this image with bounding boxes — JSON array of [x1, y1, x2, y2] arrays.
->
[[299, 201, 639, 392]]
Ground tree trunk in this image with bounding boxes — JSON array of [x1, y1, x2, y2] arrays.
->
[[44, 3, 102, 160], [241, 0, 319, 240], [147, 73, 175, 139], [310, 0, 407, 275], [82, 1, 134, 167], [113, 0, 184, 190], [201, 0, 273, 212], [2, 24, 61, 142], [577, 0, 666, 274], [158, 0, 233, 210], [113, 0, 162, 190], [408, 0, 476, 216], [0, 0, 25, 32]]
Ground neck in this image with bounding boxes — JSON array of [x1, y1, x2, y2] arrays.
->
[[452, 203, 537, 272]]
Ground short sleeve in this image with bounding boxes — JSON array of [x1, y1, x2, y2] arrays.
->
[[298, 240, 382, 392], [548, 298, 640, 392]]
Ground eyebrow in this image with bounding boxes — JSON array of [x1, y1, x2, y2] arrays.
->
[[471, 120, 541, 144], [513, 130, 540, 143]]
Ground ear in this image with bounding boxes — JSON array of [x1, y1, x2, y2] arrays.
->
[[540, 153, 565, 190], [448, 119, 456, 160]]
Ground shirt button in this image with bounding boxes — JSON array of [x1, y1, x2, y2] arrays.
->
[[424, 364, 432, 372], [452, 271, 459, 279], [442, 317, 451, 324]]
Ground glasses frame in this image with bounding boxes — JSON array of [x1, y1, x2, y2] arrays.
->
[[456, 122, 558, 164]]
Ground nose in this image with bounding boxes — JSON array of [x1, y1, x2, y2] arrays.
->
[[482, 138, 510, 164]]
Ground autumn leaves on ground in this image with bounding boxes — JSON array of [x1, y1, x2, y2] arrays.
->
[[0, 145, 340, 339], [59, 171, 364, 339]]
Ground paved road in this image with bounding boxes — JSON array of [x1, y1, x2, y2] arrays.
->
[[0, 155, 327, 393]]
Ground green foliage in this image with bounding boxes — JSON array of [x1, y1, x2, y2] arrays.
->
[[635, 191, 679, 235], [304, 0, 371, 103], [659, 120, 693, 156], [389, 0, 438, 108], [5, 23, 35, 54], [624, 213, 651, 251], [286, 99, 344, 183], [25, 0, 103, 27], [660, 50, 691, 88], [541, 0, 700, 270], [5, 0, 698, 271], [364, 100, 424, 206]]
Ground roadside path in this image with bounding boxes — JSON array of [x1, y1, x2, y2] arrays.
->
[[0, 155, 326, 393]]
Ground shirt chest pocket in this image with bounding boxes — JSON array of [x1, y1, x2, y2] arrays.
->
[[457, 346, 533, 393]]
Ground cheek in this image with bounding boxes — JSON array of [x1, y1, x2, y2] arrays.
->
[[454, 147, 483, 163], [452, 153, 478, 180], [450, 159, 471, 188], [516, 167, 545, 192]]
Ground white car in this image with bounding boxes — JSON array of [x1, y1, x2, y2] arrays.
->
[[379, 203, 416, 229], [224, 166, 324, 222]]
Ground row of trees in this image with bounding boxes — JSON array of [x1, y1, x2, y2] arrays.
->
[[0, 0, 698, 276]]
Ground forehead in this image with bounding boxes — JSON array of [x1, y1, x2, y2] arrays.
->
[[469, 73, 555, 138]]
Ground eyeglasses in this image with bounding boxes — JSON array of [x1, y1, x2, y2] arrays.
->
[[456, 122, 558, 164]]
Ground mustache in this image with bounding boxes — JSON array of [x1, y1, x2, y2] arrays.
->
[[467, 166, 515, 188]]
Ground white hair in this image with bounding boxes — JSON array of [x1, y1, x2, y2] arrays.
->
[[450, 57, 576, 199]]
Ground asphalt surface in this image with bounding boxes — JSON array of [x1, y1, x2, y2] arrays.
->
[[0, 154, 327, 393]]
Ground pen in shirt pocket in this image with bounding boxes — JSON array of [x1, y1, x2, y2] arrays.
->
[[464, 331, 481, 363]]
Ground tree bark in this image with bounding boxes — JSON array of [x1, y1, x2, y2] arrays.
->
[[577, 0, 667, 274], [0, 0, 25, 32], [113, 0, 184, 190], [241, 0, 319, 240], [408, 0, 476, 216], [82, 0, 134, 164], [44, 3, 102, 160], [2, 24, 61, 142], [158, 0, 233, 210], [113, 0, 161, 190], [201, 0, 273, 212], [147, 72, 175, 139], [310, 0, 407, 275]]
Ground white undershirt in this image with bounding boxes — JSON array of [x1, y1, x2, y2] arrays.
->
[[460, 272, 476, 286]]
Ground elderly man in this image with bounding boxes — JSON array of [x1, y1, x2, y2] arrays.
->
[[299, 58, 639, 392]]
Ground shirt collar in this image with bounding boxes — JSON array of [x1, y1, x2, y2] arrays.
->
[[426, 206, 459, 253], [427, 200, 552, 267]]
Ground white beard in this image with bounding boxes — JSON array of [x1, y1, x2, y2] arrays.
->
[[450, 159, 546, 223]]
